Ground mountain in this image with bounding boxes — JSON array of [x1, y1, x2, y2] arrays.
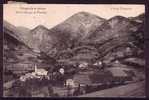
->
[[32, 12, 106, 57], [88, 16, 140, 41], [67, 14, 144, 70], [16, 26, 31, 41], [90, 15, 144, 69], [3, 20, 33, 48], [3, 22, 54, 76], [47, 13, 144, 65], [28, 25, 60, 56], [51, 11, 106, 41], [3, 12, 106, 55], [72, 16, 139, 61], [41, 11, 106, 57], [28, 25, 50, 51], [3, 25, 38, 75], [3, 20, 23, 42], [17, 26, 30, 33], [3, 12, 145, 69], [129, 13, 145, 23], [3, 21, 56, 57]]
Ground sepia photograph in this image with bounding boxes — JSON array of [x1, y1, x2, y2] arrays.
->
[[3, 4, 145, 97]]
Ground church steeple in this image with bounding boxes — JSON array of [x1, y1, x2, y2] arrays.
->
[[35, 64, 37, 72]]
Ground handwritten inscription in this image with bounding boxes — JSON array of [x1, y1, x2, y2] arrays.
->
[[16, 6, 47, 14], [111, 7, 132, 11]]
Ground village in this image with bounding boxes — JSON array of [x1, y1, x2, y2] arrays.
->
[[4, 58, 137, 97]]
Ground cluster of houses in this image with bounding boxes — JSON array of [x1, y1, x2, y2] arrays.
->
[[19, 65, 48, 81], [17, 59, 134, 96]]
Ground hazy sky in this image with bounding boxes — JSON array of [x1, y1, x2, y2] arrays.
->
[[4, 4, 145, 29]]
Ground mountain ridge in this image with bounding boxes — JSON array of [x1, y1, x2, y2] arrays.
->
[[4, 12, 144, 62]]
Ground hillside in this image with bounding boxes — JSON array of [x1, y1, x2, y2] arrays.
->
[[3, 12, 145, 73], [79, 81, 145, 97]]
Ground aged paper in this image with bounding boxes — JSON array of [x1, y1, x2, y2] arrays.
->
[[3, 4, 145, 97]]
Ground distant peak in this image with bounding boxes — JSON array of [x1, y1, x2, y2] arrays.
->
[[36, 25, 47, 29], [112, 16, 127, 19], [109, 16, 129, 21], [71, 11, 93, 18], [135, 13, 145, 19], [72, 11, 105, 20], [137, 13, 145, 17], [76, 11, 91, 15], [33, 25, 48, 31]]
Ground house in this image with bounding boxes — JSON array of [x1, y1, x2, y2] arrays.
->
[[19, 65, 48, 81], [34, 65, 48, 76], [19, 76, 26, 82], [66, 79, 76, 87], [33, 49, 40, 53], [79, 62, 88, 69], [93, 61, 102, 66], [59, 68, 65, 75], [92, 61, 104, 69]]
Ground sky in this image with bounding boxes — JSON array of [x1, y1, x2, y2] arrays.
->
[[4, 4, 145, 29]]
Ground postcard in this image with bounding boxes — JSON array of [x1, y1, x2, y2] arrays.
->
[[3, 4, 145, 97]]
